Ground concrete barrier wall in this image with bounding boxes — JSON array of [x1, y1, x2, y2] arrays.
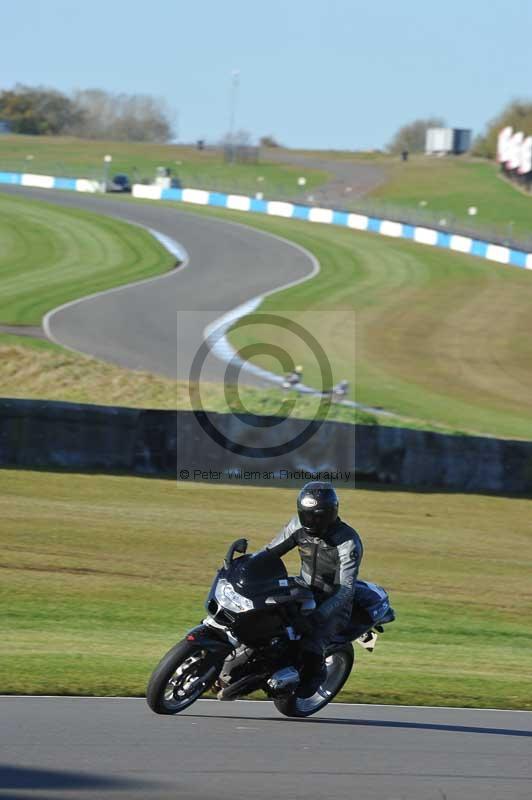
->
[[1, 398, 531, 494]]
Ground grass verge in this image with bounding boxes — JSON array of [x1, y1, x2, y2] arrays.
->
[[0, 339, 375, 424], [0, 134, 329, 197], [366, 155, 532, 242], [0, 193, 176, 325], [1, 469, 531, 708]]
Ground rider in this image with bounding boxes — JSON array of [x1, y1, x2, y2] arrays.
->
[[266, 481, 363, 696]]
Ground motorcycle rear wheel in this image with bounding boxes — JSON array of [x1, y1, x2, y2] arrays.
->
[[274, 644, 354, 718], [146, 641, 221, 715]]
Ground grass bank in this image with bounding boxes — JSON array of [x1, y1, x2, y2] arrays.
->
[[2, 189, 532, 438], [0, 192, 175, 325], [140, 199, 532, 440], [367, 156, 532, 242], [0, 339, 373, 425], [0, 134, 329, 197], [1, 469, 531, 708]]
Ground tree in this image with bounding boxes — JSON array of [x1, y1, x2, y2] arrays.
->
[[260, 134, 281, 148], [69, 89, 174, 142], [387, 116, 446, 154], [0, 84, 82, 135], [473, 99, 532, 159], [220, 129, 253, 146], [0, 84, 174, 141]]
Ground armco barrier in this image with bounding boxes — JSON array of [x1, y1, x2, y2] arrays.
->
[[1, 398, 531, 493], [1, 169, 530, 268]]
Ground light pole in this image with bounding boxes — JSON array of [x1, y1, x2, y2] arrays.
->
[[228, 69, 240, 163], [103, 154, 112, 188]]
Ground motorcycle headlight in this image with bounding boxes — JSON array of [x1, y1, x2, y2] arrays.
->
[[215, 579, 253, 613]]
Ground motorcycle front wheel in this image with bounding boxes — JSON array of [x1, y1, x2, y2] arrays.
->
[[146, 641, 221, 715], [274, 643, 354, 718]]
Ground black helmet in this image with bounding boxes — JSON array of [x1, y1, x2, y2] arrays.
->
[[297, 481, 338, 536]]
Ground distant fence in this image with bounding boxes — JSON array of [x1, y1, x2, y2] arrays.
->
[[1, 398, 532, 494], [1, 169, 531, 268]]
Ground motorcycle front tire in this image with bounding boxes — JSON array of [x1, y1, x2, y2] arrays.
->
[[146, 640, 222, 715]]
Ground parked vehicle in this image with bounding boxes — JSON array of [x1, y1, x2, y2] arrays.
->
[[106, 174, 131, 193]]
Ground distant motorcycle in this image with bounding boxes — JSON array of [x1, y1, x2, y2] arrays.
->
[[146, 538, 395, 718]]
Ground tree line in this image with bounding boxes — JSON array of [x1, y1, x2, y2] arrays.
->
[[473, 99, 532, 159], [0, 84, 174, 142]]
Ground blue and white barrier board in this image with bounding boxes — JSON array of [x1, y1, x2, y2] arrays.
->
[[131, 184, 532, 269], [0, 169, 530, 269]]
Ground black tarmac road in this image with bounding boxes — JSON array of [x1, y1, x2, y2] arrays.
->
[[1, 186, 316, 382], [2, 697, 531, 800]]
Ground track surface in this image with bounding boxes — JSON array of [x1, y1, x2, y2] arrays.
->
[[265, 148, 387, 205], [0, 186, 315, 382], [2, 697, 531, 800]]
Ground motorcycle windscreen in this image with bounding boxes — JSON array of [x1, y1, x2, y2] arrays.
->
[[227, 551, 289, 597]]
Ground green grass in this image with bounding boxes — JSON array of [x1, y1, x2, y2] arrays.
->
[[0, 134, 329, 197], [274, 149, 532, 244], [1, 469, 531, 708], [5, 187, 531, 439], [0, 337, 476, 434], [0, 339, 378, 425], [3, 134, 530, 241], [3, 190, 532, 439], [0, 192, 175, 325], [121, 198, 532, 440], [366, 156, 532, 243]]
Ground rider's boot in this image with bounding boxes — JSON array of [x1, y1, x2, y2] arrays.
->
[[298, 651, 327, 697]]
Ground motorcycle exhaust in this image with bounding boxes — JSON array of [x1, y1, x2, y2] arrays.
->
[[267, 666, 300, 694]]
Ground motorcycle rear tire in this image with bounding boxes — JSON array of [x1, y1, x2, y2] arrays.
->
[[274, 643, 354, 718]]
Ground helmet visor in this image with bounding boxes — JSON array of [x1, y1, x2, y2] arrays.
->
[[298, 506, 337, 535]]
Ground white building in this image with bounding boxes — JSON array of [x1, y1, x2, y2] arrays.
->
[[425, 128, 472, 155]]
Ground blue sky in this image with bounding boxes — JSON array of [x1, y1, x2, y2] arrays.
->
[[1, 0, 530, 149]]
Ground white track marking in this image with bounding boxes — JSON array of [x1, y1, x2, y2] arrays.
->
[[197, 215, 394, 415], [42, 222, 189, 353], [203, 236, 320, 390]]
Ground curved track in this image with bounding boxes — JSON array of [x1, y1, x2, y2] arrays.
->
[[0, 186, 316, 382], [1, 697, 531, 800], [3, 188, 532, 799]]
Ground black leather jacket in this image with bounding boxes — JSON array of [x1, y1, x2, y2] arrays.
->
[[267, 516, 363, 622]]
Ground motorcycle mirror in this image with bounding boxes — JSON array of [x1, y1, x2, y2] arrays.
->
[[223, 538, 249, 569]]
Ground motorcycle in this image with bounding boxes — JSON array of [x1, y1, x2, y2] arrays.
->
[[146, 538, 395, 718]]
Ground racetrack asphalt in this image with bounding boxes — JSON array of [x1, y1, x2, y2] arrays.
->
[[0, 186, 316, 383], [264, 148, 387, 206], [2, 697, 531, 800]]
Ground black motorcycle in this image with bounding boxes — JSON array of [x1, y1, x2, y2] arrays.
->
[[147, 538, 395, 718]]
